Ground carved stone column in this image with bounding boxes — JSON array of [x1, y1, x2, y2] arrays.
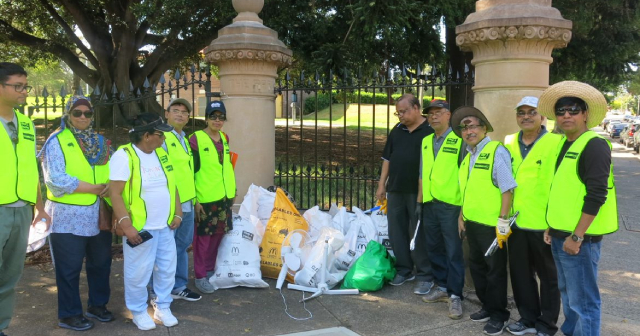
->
[[205, 0, 292, 201], [456, 0, 572, 141]]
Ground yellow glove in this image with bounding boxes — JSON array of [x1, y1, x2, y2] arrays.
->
[[376, 199, 387, 214], [496, 218, 511, 249]]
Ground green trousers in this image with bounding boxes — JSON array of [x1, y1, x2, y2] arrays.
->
[[0, 206, 32, 331]]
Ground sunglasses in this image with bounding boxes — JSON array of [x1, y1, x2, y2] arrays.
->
[[7, 121, 18, 144], [71, 110, 94, 118], [208, 114, 226, 121], [555, 106, 583, 116]]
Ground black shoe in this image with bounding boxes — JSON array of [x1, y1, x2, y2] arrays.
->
[[58, 315, 94, 331], [470, 309, 491, 322], [86, 306, 115, 322], [171, 287, 202, 302], [484, 319, 507, 335]]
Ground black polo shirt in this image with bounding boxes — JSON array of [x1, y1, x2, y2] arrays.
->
[[382, 119, 434, 193]]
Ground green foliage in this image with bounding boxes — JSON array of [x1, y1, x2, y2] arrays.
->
[[304, 93, 335, 114], [303, 90, 446, 114]]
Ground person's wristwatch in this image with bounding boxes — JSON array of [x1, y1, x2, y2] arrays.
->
[[571, 233, 584, 243]]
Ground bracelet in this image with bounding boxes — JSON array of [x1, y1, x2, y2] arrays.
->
[[117, 216, 130, 226], [174, 215, 183, 221]]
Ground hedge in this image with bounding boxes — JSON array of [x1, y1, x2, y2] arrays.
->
[[303, 91, 446, 114]]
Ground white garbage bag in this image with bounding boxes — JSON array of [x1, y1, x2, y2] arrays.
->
[[369, 208, 394, 256], [302, 206, 332, 244], [333, 214, 361, 271], [210, 214, 269, 289], [239, 184, 276, 233], [27, 220, 50, 253], [294, 227, 346, 289], [352, 206, 378, 256]]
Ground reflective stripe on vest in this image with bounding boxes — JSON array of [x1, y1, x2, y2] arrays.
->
[[164, 131, 196, 203], [504, 132, 561, 231], [546, 131, 619, 235], [46, 129, 110, 205], [192, 130, 236, 203], [459, 141, 502, 226], [120, 144, 176, 232], [0, 110, 38, 205], [421, 132, 463, 206]]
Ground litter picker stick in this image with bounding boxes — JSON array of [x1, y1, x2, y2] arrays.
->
[[484, 211, 519, 257], [410, 220, 421, 251]]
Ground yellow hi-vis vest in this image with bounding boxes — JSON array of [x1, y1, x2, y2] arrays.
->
[[421, 131, 463, 206], [46, 129, 110, 205], [119, 144, 176, 232], [504, 131, 561, 231], [164, 131, 196, 203], [546, 131, 618, 235], [459, 141, 502, 226], [192, 130, 236, 203], [0, 110, 38, 205]]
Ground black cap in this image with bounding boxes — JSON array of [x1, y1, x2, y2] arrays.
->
[[129, 114, 174, 133], [205, 100, 226, 117], [423, 99, 450, 114]]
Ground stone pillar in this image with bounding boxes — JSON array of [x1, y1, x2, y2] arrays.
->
[[205, 0, 292, 202], [456, 0, 572, 141]]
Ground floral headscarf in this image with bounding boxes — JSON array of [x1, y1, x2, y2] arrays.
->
[[40, 95, 113, 165]]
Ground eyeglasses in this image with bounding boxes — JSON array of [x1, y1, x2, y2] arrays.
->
[[71, 110, 94, 118], [426, 110, 446, 118], [208, 114, 226, 121], [169, 109, 190, 116], [458, 124, 483, 132], [555, 106, 583, 116], [1, 83, 32, 93], [393, 109, 409, 117], [7, 121, 18, 144], [516, 110, 538, 117]]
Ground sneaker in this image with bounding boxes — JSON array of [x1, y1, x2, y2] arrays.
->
[[470, 309, 491, 322], [389, 274, 416, 286], [171, 288, 202, 302], [484, 319, 507, 336], [536, 332, 551, 336], [195, 278, 216, 293], [413, 281, 434, 295], [86, 305, 115, 322], [422, 288, 448, 302], [153, 307, 178, 327], [132, 312, 156, 331], [506, 321, 536, 335], [448, 296, 463, 320], [58, 315, 94, 331]]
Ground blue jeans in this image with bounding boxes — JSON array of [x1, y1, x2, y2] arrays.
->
[[551, 236, 602, 336], [422, 201, 464, 297], [173, 210, 194, 292]]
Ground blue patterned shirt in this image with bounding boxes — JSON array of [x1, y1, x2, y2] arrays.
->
[[467, 136, 517, 193], [41, 137, 100, 237]]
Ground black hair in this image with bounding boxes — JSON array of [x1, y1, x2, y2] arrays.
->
[[555, 97, 587, 111], [0, 62, 28, 83], [128, 112, 162, 143], [396, 93, 421, 109]]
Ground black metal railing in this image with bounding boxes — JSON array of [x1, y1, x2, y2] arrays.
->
[[275, 64, 474, 210]]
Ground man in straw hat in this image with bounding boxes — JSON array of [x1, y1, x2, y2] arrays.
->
[[503, 96, 561, 336], [538, 81, 618, 336], [451, 106, 516, 335]]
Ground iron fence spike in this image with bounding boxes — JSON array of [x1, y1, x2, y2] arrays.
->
[[129, 81, 134, 92], [190, 64, 196, 74], [60, 86, 67, 97], [42, 87, 49, 98], [136, 88, 142, 96], [315, 70, 320, 82], [402, 64, 406, 77], [159, 74, 166, 84], [94, 86, 101, 96], [111, 83, 118, 94], [76, 86, 83, 96], [286, 71, 290, 81], [119, 92, 125, 100], [300, 70, 305, 81], [175, 69, 181, 80]]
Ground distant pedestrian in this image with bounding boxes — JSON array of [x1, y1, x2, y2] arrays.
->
[[40, 95, 115, 331], [418, 100, 466, 320], [452, 106, 516, 336], [504, 96, 561, 336], [189, 101, 236, 294], [376, 93, 435, 294], [0, 62, 50, 336], [109, 113, 182, 331], [539, 81, 618, 336]]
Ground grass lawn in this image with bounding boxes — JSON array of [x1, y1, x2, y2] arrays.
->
[[24, 96, 64, 119], [276, 103, 399, 132]]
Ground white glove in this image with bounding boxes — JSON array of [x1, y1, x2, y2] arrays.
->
[[496, 218, 511, 236]]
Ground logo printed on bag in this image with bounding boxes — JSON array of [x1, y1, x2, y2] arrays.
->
[[357, 243, 367, 251], [347, 250, 356, 257], [382, 239, 392, 249], [231, 247, 240, 256], [245, 273, 255, 277], [242, 231, 254, 241], [269, 247, 278, 255]]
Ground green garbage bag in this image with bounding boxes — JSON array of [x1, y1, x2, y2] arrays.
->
[[341, 240, 396, 292]]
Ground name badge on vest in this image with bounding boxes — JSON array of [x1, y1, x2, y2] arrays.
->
[[442, 147, 458, 154], [474, 163, 490, 170], [565, 152, 579, 159], [23, 133, 35, 141]]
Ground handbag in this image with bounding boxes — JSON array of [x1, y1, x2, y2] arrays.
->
[[98, 198, 113, 231]]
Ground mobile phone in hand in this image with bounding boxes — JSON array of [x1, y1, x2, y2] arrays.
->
[[126, 230, 153, 248]]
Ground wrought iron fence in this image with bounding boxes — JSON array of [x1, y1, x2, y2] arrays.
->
[[274, 64, 474, 211]]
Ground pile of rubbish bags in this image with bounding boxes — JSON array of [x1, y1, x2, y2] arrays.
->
[[209, 184, 396, 292]]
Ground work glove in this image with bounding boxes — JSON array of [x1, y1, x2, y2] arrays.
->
[[415, 202, 423, 221], [495, 217, 511, 249], [376, 199, 387, 214]]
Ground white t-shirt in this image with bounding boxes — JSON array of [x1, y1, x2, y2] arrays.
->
[[109, 145, 170, 230]]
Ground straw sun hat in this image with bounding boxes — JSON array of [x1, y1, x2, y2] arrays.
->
[[538, 81, 607, 129]]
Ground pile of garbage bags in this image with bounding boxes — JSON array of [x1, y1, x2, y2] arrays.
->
[[209, 184, 395, 292]]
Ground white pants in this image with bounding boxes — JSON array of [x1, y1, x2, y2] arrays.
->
[[123, 227, 177, 314]]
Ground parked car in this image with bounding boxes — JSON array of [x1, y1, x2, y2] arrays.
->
[[620, 124, 638, 147], [634, 127, 640, 154], [606, 120, 622, 133], [610, 123, 628, 138]]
